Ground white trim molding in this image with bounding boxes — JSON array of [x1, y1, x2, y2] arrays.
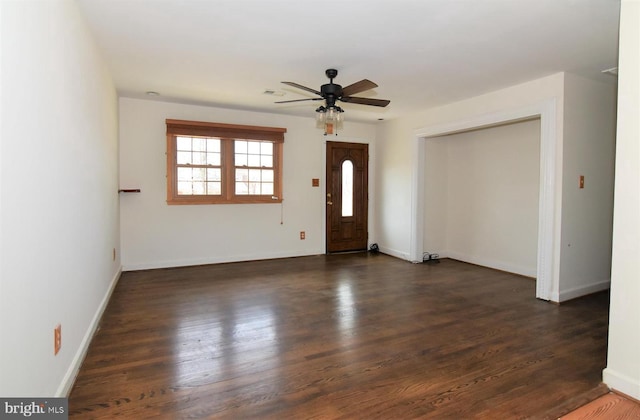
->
[[446, 251, 537, 279], [603, 368, 640, 400], [56, 267, 122, 397], [555, 279, 611, 303]]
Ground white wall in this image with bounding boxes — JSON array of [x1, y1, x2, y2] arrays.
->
[[119, 98, 377, 270], [603, 0, 640, 400], [0, 0, 119, 397], [424, 120, 540, 277], [423, 138, 448, 255], [557, 73, 617, 301], [374, 117, 418, 260]]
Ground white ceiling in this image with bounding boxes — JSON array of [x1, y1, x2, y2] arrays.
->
[[76, 0, 620, 123]]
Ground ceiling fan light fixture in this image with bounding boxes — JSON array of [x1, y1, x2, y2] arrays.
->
[[316, 105, 343, 135]]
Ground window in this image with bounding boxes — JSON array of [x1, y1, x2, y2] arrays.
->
[[341, 160, 354, 217], [234, 140, 275, 196], [166, 119, 286, 204]]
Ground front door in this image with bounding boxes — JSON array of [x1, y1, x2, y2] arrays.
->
[[326, 141, 368, 253]]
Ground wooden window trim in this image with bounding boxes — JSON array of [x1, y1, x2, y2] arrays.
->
[[166, 119, 286, 205]]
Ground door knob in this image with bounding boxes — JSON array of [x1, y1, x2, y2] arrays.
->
[[327, 201, 333, 205]]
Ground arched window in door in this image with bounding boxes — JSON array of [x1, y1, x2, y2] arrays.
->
[[342, 160, 354, 217]]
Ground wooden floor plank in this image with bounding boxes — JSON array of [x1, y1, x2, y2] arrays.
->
[[561, 392, 640, 419], [68, 254, 610, 418]]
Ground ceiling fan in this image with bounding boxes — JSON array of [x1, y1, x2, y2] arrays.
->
[[275, 68, 391, 109], [275, 69, 390, 135]]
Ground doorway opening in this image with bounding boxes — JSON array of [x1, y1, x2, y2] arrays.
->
[[410, 100, 558, 300], [424, 119, 541, 278]]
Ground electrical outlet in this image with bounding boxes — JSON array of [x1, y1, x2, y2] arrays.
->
[[300, 231, 306, 240], [54, 324, 61, 355], [112, 248, 116, 261]]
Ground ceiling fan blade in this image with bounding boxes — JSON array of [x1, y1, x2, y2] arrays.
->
[[274, 98, 322, 104], [341, 96, 391, 107], [281, 81, 321, 96], [341, 79, 378, 97]]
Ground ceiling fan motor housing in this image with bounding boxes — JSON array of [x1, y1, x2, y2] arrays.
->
[[321, 83, 342, 108]]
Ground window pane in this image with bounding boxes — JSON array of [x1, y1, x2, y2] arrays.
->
[[261, 155, 273, 168], [177, 167, 192, 181], [177, 151, 191, 165], [261, 142, 273, 155], [262, 183, 274, 195], [177, 137, 191, 151], [192, 152, 206, 165], [235, 154, 247, 167], [235, 140, 247, 154], [177, 181, 192, 195], [249, 182, 260, 194], [192, 182, 206, 195], [248, 154, 260, 167], [342, 160, 354, 217], [192, 138, 206, 152], [207, 152, 220, 166], [207, 168, 221, 181], [207, 182, 221, 195], [247, 142, 260, 154], [236, 182, 248, 195], [248, 169, 261, 181], [207, 138, 220, 152], [236, 168, 248, 181], [262, 169, 273, 182], [193, 168, 205, 181]]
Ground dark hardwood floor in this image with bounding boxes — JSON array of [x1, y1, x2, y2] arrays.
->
[[69, 253, 609, 419]]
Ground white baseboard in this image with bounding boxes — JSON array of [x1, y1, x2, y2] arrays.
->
[[377, 245, 411, 262], [122, 250, 323, 271], [56, 267, 122, 397], [603, 367, 640, 400], [445, 251, 537, 278], [555, 279, 611, 303]]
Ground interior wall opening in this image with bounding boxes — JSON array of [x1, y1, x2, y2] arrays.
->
[[423, 119, 541, 278], [411, 99, 558, 300]]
